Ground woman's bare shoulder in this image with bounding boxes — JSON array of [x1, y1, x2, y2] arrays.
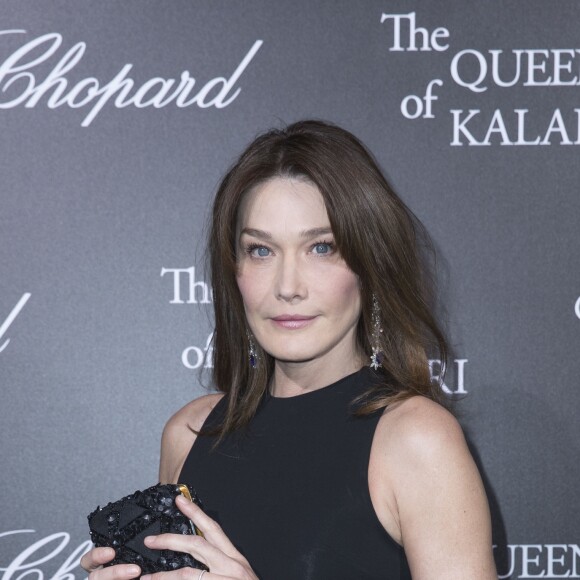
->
[[158, 392, 225, 484], [372, 396, 496, 578], [370, 396, 464, 524], [372, 395, 472, 503], [377, 395, 465, 455]]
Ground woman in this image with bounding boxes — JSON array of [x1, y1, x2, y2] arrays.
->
[[82, 120, 497, 579]]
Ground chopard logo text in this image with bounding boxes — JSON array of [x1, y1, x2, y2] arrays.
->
[[0, 30, 263, 126]]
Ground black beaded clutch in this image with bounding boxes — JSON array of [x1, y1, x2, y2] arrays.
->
[[87, 483, 208, 575]]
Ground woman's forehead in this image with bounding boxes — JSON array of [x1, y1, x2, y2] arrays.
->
[[237, 177, 330, 231]]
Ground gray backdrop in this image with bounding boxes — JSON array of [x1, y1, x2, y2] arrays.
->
[[1, 2, 579, 579]]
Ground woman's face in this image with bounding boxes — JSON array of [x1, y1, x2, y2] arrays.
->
[[236, 177, 362, 369]]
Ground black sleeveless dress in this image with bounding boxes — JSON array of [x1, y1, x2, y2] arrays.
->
[[179, 366, 412, 579]]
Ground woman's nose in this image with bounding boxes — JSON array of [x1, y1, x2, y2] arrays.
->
[[274, 254, 307, 302]]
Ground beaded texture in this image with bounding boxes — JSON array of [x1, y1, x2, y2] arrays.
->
[[248, 331, 258, 368], [370, 294, 383, 370], [87, 483, 207, 576]]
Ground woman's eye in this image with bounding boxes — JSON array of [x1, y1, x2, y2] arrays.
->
[[249, 245, 271, 257], [312, 242, 333, 255]]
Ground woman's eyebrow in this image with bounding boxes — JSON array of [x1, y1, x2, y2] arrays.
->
[[240, 228, 272, 240], [299, 227, 333, 238], [240, 227, 333, 240]]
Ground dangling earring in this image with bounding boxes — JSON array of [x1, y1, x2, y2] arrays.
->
[[247, 330, 258, 369], [370, 294, 383, 370]]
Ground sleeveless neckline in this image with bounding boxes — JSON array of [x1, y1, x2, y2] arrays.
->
[[265, 366, 368, 403]]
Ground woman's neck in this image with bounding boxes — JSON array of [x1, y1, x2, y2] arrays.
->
[[270, 352, 366, 398]]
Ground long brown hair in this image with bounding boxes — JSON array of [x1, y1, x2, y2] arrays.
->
[[206, 120, 447, 439]]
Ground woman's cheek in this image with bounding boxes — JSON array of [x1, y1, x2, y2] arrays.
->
[[237, 269, 267, 311], [314, 263, 359, 296]]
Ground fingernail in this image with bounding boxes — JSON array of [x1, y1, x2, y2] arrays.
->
[[127, 566, 141, 576], [175, 494, 187, 504], [143, 536, 154, 546]]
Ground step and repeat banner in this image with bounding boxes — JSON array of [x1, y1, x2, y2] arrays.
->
[[1, 2, 579, 578]]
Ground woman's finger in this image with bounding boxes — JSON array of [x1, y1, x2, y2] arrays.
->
[[80, 547, 141, 580], [174, 496, 240, 559], [144, 534, 252, 579], [89, 564, 142, 580], [144, 534, 215, 569], [142, 569, 233, 580], [80, 547, 116, 572]]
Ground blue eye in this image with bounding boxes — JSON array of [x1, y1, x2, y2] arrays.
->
[[313, 242, 333, 255], [248, 245, 270, 257]]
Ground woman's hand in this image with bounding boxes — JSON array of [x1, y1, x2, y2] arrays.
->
[[80, 547, 141, 580], [142, 494, 258, 580]]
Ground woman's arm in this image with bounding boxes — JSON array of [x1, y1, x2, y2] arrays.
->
[[372, 396, 497, 580], [158, 393, 224, 484]]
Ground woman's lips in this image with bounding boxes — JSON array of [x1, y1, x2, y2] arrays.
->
[[270, 315, 317, 329]]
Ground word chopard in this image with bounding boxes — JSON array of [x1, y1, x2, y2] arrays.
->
[[0, 30, 263, 126]]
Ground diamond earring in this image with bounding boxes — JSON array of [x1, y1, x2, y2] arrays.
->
[[247, 330, 258, 369], [370, 294, 383, 370]]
